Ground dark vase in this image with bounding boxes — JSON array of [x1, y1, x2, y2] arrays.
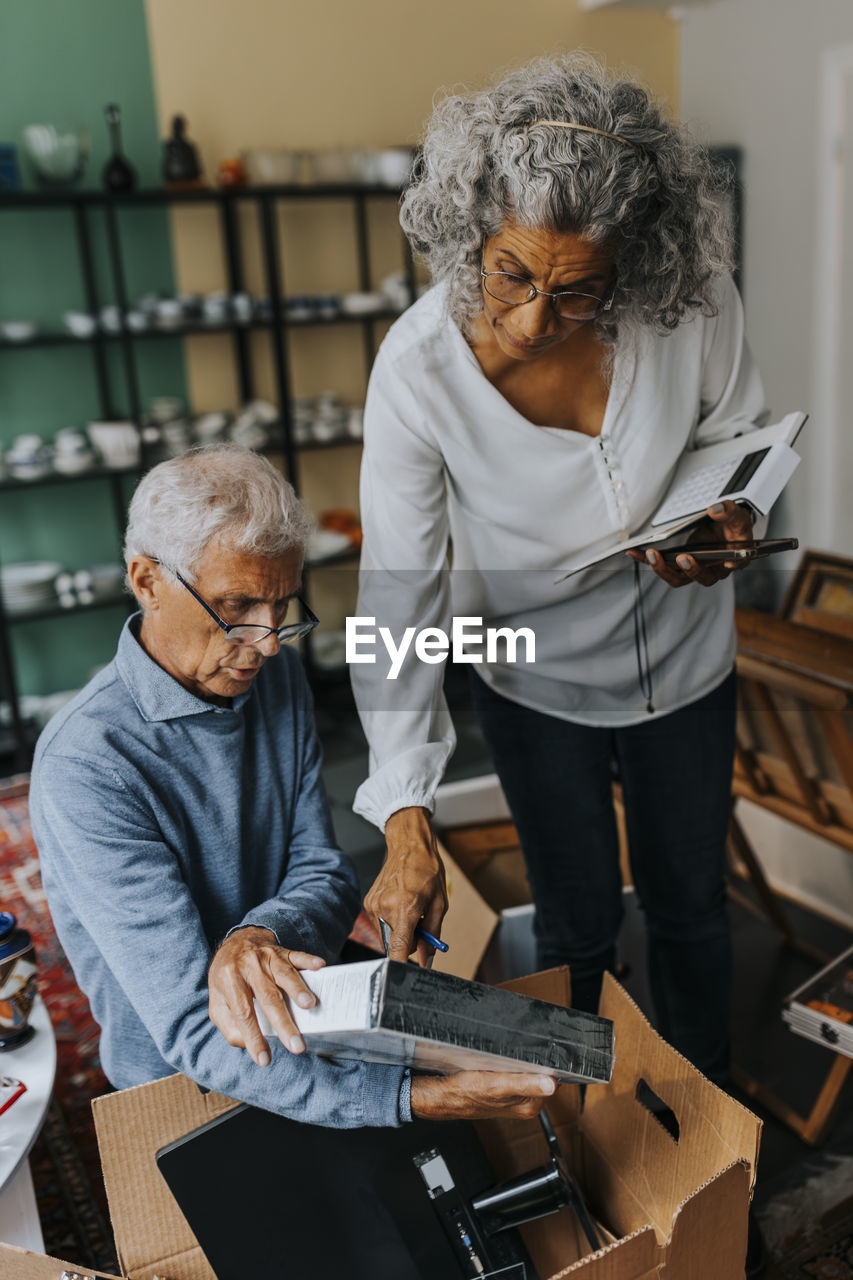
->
[[163, 114, 203, 186], [103, 103, 137, 192]]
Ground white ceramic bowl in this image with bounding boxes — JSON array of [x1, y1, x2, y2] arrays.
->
[[87, 563, 126, 598], [340, 291, 384, 316], [88, 421, 141, 470], [22, 125, 87, 184], [63, 311, 96, 338], [304, 149, 362, 184], [1, 321, 37, 342], [242, 148, 303, 185], [373, 148, 414, 187]]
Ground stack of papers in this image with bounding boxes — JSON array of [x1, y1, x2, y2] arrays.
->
[[783, 944, 853, 1056]]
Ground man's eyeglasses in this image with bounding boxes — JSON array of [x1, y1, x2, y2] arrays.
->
[[152, 560, 319, 647], [480, 266, 614, 322]]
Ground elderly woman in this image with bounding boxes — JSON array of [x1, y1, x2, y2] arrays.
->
[[353, 54, 768, 1086]]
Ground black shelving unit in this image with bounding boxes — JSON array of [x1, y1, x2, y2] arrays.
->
[[0, 181, 415, 771]]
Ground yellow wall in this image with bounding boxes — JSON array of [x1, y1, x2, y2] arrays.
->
[[143, 0, 677, 621]]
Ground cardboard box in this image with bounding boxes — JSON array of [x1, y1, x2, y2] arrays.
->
[[430, 840, 499, 980], [1, 967, 760, 1280]]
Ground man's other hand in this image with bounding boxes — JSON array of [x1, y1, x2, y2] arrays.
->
[[208, 926, 325, 1067], [410, 1069, 557, 1121]]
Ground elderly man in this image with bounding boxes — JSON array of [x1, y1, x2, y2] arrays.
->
[[30, 444, 552, 1128]]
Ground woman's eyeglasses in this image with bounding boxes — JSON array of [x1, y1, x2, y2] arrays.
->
[[480, 266, 614, 322]]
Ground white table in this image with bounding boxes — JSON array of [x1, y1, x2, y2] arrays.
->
[[0, 997, 57, 1249]]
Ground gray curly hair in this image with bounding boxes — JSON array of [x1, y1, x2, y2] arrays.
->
[[124, 443, 313, 585], [401, 52, 734, 344]]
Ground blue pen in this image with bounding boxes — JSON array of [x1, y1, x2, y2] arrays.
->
[[415, 925, 449, 953]]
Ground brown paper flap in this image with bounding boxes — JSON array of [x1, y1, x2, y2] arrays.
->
[[92, 1074, 239, 1280], [582, 974, 760, 1235], [431, 841, 499, 979], [665, 1161, 750, 1279], [0, 1241, 121, 1280], [551, 1224, 660, 1279]]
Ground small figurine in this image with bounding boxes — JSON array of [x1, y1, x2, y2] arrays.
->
[[102, 104, 137, 192], [163, 115, 203, 186]]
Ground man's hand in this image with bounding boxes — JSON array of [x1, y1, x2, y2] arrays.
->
[[364, 807, 448, 967], [411, 1070, 556, 1121], [208, 926, 325, 1067], [627, 500, 754, 588]]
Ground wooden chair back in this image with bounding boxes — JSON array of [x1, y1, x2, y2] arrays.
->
[[733, 606, 853, 854]]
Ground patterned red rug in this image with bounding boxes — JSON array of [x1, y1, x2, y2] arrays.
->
[[0, 774, 117, 1272]]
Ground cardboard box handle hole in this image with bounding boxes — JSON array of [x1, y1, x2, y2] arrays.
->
[[635, 1078, 680, 1143]]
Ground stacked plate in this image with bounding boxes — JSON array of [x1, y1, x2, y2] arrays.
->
[[1, 561, 63, 615]]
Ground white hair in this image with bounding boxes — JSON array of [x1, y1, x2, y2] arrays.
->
[[124, 444, 313, 583]]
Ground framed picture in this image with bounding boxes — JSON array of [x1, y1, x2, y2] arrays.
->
[[780, 550, 853, 640]]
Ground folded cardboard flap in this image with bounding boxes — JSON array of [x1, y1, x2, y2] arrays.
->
[[0, 1241, 121, 1280], [92, 1074, 239, 1280], [588, 973, 760, 1221], [665, 1161, 751, 1278], [430, 841, 499, 979], [554, 1231, 660, 1280]]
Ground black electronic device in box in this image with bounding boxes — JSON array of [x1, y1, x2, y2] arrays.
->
[[156, 1103, 537, 1280]]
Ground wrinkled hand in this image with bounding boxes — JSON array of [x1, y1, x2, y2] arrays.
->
[[208, 926, 325, 1067], [626, 500, 754, 588], [365, 806, 448, 967], [411, 1069, 556, 1121]]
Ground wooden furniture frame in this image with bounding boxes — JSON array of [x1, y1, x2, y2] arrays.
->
[[729, 605, 853, 1144], [780, 549, 853, 641]]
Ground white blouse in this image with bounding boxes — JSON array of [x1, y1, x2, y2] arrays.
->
[[352, 275, 768, 832]]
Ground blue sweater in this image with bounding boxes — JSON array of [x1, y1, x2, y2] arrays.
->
[[30, 616, 408, 1128]]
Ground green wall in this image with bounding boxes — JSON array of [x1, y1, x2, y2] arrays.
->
[[0, 0, 186, 696]]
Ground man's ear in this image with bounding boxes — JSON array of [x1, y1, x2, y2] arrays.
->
[[127, 556, 163, 611]]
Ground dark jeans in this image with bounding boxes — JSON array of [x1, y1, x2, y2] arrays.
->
[[469, 669, 737, 1085]]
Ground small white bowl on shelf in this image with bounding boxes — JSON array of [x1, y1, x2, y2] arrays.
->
[[125, 310, 149, 332], [1, 560, 64, 613], [22, 124, 87, 186], [1, 321, 38, 343], [87, 563, 126, 600], [99, 305, 122, 334], [62, 311, 97, 339], [52, 428, 96, 475], [242, 148, 303, 185], [6, 434, 52, 481], [87, 421, 141, 470], [372, 148, 415, 187], [340, 291, 384, 316]]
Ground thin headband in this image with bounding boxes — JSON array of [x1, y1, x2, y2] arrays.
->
[[529, 120, 642, 153]]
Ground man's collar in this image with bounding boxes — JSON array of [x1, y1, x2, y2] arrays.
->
[[115, 614, 252, 722]]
